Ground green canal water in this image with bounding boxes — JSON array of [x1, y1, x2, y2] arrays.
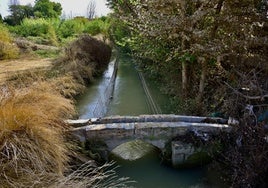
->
[[76, 55, 218, 188]]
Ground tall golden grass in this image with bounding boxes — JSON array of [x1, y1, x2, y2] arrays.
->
[[0, 86, 75, 187], [0, 85, 133, 187], [6, 69, 85, 98]]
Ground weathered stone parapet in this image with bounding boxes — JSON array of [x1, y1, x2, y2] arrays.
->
[[72, 120, 230, 151], [95, 115, 228, 124], [134, 122, 189, 139], [84, 123, 135, 140]]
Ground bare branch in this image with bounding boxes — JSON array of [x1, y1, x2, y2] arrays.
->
[[87, 0, 96, 19], [224, 81, 268, 100]]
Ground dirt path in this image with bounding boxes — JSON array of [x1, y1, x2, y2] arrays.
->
[[0, 57, 52, 84]]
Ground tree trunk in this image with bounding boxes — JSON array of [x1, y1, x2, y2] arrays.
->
[[196, 0, 224, 103], [197, 59, 207, 102], [182, 61, 188, 98]]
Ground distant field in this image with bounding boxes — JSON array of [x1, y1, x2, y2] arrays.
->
[[0, 58, 52, 83]]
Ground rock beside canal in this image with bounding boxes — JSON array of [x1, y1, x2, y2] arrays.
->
[[110, 140, 159, 161]]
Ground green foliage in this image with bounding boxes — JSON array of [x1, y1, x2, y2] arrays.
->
[[58, 17, 110, 39], [7, 16, 111, 46], [4, 0, 62, 26], [110, 0, 268, 111], [33, 0, 62, 18], [0, 24, 12, 43], [109, 19, 131, 51], [13, 18, 59, 45], [57, 18, 85, 38], [34, 49, 59, 58], [179, 53, 197, 64], [4, 4, 34, 26], [84, 19, 102, 35]]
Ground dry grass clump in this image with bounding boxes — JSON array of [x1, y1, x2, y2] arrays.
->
[[52, 161, 134, 188], [45, 74, 85, 98], [0, 86, 75, 187], [55, 34, 112, 84], [5, 69, 84, 98], [0, 42, 19, 60], [5, 69, 48, 88]]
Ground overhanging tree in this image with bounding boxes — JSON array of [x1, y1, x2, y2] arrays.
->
[[109, 0, 267, 103]]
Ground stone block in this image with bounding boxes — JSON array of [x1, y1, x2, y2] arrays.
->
[[171, 141, 195, 167]]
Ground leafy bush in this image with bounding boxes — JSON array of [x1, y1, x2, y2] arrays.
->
[[0, 23, 19, 60], [86, 18, 111, 37], [58, 19, 84, 38], [13, 18, 59, 45], [58, 17, 110, 39], [84, 19, 103, 36], [0, 24, 12, 43]]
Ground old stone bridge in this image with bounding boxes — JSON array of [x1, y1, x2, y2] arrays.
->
[[70, 114, 231, 151]]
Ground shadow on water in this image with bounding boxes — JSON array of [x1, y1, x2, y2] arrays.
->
[[114, 154, 207, 188]]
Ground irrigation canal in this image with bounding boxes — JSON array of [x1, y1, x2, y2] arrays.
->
[[76, 55, 221, 188]]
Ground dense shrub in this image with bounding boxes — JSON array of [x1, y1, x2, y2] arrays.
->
[[0, 42, 19, 60], [7, 17, 110, 46], [84, 19, 107, 36], [58, 17, 110, 39], [0, 24, 19, 60], [12, 18, 59, 45], [57, 19, 84, 38]]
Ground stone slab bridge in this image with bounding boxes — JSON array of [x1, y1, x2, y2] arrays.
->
[[69, 115, 232, 151]]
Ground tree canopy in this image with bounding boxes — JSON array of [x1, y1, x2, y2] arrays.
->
[[4, 0, 63, 25], [4, 4, 33, 25], [108, 3, 268, 185], [109, 0, 268, 104], [33, 0, 62, 18]]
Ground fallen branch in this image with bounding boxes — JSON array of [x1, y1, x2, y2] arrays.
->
[[224, 81, 268, 100]]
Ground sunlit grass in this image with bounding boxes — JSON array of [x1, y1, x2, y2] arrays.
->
[[0, 86, 75, 187]]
